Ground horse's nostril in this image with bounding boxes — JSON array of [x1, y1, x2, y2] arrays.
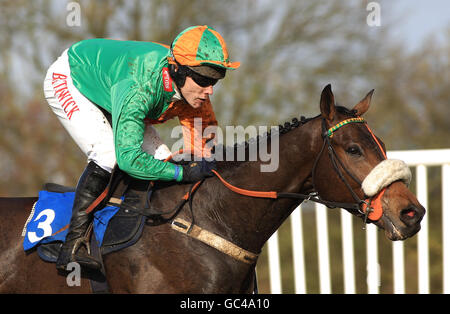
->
[[400, 206, 420, 225]]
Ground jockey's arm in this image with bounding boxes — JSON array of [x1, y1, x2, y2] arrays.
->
[[111, 80, 182, 182]]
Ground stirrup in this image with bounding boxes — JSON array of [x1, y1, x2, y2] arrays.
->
[[71, 223, 93, 256], [70, 224, 102, 271]]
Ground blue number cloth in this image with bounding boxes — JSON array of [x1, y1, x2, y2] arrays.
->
[[23, 191, 119, 251]]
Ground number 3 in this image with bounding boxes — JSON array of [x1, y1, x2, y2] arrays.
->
[[27, 209, 55, 243]]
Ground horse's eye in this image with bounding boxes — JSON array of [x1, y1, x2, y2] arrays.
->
[[346, 145, 362, 156]]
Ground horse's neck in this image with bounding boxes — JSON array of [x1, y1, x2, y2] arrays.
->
[[205, 118, 322, 253]]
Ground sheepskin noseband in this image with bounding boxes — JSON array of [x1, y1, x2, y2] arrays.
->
[[362, 159, 411, 197]]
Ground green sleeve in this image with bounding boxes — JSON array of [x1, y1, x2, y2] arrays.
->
[[110, 79, 183, 181]]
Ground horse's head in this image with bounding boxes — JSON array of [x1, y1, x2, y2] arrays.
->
[[313, 84, 425, 240]]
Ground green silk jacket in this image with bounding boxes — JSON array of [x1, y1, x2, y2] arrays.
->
[[67, 38, 182, 181]]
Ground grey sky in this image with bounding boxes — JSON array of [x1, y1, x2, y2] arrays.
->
[[390, 0, 449, 50]]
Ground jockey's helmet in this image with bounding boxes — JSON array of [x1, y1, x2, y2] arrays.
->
[[168, 25, 239, 85]]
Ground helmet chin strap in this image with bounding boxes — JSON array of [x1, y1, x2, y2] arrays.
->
[[169, 59, 206, 109], [173, 83, 189, 105], [169, 63, 190, 105]]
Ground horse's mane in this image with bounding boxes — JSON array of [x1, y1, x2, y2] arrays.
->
[[215, 105, 356, 164]]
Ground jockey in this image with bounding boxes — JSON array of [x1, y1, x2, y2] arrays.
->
[[43, 25, 240, 271]]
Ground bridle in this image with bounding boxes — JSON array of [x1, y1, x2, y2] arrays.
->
[[309, 117, 387, 223]]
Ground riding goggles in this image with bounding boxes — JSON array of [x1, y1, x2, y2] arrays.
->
[[186, 67, 218, 87]]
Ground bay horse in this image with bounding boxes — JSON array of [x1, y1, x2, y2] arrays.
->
[[0, 85, 425, 293]]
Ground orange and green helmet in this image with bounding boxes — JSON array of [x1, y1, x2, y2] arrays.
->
[[168, 25, 240, 78]]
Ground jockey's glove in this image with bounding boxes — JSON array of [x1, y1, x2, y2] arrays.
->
[[181, 159, 217, 183]]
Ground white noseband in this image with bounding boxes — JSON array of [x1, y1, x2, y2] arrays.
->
[[362, 159, 411, 197]]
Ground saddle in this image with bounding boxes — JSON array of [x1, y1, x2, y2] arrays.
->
[[35, 167, 164, 263], [23, 166, 193, 293]]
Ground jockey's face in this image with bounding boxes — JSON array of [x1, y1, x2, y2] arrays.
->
[[180, 76, 214, 109]]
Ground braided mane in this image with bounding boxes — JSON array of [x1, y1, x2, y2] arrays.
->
[[235, 105, 356, 148], [213, 105, 357, 163]]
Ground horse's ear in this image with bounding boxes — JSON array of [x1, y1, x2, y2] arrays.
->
[[320, 84, 336, 121], [352, 89, 374, 116]]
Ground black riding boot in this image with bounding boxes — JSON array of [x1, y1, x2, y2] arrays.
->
[[56, 161, 110, 271]]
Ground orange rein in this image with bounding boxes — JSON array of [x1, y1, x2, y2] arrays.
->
[[164, 150, 278, 200]]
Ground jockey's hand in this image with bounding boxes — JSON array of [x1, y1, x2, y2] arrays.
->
[[181, 159, 217, 183]]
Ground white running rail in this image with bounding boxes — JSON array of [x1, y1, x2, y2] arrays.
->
[[264, 149, 450, 294]]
